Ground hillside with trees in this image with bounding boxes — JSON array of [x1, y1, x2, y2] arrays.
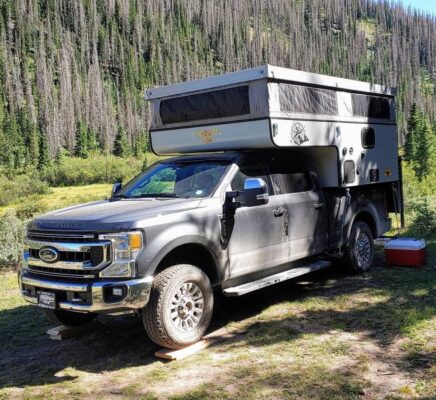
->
[[0, 0, 434, 171]]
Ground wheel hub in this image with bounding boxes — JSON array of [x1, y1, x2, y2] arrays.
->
[[171, 282, 204, 331], [356, 232, 371, 268]]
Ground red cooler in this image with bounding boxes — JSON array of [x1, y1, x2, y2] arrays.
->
[[384, 238, 427, 267]]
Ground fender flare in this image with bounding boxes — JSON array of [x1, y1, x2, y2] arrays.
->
[[146, 235, 223, 281], [344, 198, 380, 245]]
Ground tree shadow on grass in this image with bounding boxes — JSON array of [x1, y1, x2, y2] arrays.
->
[[1, 252, 434, 390]]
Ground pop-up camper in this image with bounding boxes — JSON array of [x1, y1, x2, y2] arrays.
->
[[146, 65, 399, 189], [19, 65, 403, 350]]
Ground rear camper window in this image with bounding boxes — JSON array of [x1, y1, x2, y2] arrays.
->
[[352, 94, 390, 119], [279, 84, 338, 115], [160, 86, 250, 125]]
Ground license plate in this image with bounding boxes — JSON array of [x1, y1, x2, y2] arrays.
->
[[37, 291, 56, 309]]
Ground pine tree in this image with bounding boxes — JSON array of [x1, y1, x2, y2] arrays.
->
[[404, 103, 421, 163], [74, 121, 89, 158], [414, 117, 433, 180], [87, 127, 100, 153], [38, 132, 50, 170], [113, 126, 131, 157], [133, 132, 148, 157]]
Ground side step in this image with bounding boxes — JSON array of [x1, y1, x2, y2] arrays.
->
[[223, 260, 331, 297]]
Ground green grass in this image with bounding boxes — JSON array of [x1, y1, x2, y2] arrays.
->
[[0, 183, 111, 216], [1, 238, 434, 399]]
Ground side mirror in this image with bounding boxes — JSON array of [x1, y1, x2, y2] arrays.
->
[[243, 178, 269, 207], [111, 182, 122, 197]]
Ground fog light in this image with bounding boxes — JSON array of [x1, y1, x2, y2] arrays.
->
[[112, 288, 123, 296]]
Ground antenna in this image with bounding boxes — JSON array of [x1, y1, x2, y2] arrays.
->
[[106, 125, 109, 199]]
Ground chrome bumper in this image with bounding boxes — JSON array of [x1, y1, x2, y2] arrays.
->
[[19, 271, 153, 314]]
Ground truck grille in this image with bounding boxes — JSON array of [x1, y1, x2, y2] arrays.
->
[[24, 231, 111, 279]]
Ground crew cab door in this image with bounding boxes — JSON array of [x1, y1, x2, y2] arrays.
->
[[267, 158, 328, 260], [226, 160, 289, 277]]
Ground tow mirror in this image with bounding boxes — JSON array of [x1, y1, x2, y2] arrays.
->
[[111, 182, 122, 197], [243, 178, 269, 207]]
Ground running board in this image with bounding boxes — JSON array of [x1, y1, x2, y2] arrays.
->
[[223, 260, 331, 297]]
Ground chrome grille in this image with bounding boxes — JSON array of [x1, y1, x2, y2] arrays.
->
[[27, 230, 95, 243], [24, 231, 111, 279]]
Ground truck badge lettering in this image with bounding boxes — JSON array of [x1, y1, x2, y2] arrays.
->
[[193, 128, 222, 144], [291, 122, 309, 145]]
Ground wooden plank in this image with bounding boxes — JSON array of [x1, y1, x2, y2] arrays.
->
[[155, 339, 210, 361], [47, 322, 99, 340]]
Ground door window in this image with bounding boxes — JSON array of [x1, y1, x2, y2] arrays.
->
[[231, 162, 273, 194]]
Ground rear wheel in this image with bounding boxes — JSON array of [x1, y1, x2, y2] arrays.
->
[[44, 309, 97, 327], [342, 221, 374, 273], [143, 264, 214, 349]]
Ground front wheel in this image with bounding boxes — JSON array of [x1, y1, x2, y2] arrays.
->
[[342, 221, 374, 273], [143, 264, 214, 349], [44, 309, 97, 327]]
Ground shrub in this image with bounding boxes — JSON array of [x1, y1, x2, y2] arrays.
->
[[41, 154, 145, 186], [15, 197, 48, 219], [0, 209, 27, 269], [407, 198, 436, 237], [0, 173, 49, 206]]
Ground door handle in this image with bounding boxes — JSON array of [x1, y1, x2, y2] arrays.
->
[[273, 207, 286, 217], [313, 202, 325, 210]]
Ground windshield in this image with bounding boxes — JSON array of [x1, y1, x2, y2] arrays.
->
[[116, 161, 230, 199]]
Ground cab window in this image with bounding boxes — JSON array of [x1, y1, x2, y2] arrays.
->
[[231, 162, 273, 194]]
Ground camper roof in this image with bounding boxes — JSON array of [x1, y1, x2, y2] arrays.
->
[[145, 64, 396, 100]]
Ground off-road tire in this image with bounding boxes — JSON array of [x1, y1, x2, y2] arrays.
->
[[44, 309, 97, 327], [342, 221, 374, 273], [143, 264, 214, 349]]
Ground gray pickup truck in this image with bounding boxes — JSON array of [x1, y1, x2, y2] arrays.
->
[[19, 150, 391, 349]]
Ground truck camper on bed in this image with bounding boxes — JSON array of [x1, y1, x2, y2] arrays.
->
[[19, 65, 403, 349]]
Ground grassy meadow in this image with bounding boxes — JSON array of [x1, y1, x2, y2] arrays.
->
[[0, 157, 434, 399], [0, 239, 434, 399]]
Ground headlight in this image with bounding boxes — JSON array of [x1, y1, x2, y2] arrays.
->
[[98, 231, 143, 278]]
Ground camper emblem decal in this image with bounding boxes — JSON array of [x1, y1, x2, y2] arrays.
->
[[193, 128, 222, 144], [290, 122, 309, 145]]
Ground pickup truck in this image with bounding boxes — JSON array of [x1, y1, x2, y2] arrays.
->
[[19, 150, 390, 349]]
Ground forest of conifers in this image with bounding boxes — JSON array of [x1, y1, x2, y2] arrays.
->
[[0, 0, 434, 169]]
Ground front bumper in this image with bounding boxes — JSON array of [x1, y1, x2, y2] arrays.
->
[[19, 271, 153, 314]]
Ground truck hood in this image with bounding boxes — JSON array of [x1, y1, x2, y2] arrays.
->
[[28, 198, 202, 231]]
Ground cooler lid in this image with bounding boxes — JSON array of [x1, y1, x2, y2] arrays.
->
[[384, 238, 426, 251]]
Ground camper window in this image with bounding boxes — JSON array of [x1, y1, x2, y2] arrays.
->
[[352, 94, 390, 119], [159, 85, 250, 124], [278, 84, 338, 115], [361, 127, 376, 148]]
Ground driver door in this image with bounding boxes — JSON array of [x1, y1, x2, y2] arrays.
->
[[227, 161, 289, 278]]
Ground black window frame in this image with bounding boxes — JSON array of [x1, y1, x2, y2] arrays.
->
[[351, 94, 391, 119], [159, 85, 250, 125], [361, 127, 375, 149]]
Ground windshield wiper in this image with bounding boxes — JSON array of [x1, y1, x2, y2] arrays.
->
[[137, 193, 180, 198]]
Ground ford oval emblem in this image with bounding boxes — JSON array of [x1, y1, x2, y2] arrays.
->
[[39, 247, 60, 263]]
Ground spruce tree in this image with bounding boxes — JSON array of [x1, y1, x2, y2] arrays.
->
[[404, 103, 421, 163], [133, 132, 148, 157], [414, 117, 433, 181], [74, 120, 89, 158], [87, 127, 100, 153], [113, 126, 131, 157], [38, 132, 50, 170]]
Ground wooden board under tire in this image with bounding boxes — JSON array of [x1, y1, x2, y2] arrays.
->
[[47, 321, 100, 340], [155, 339, 210, 360], [154, 327, 230, 361]]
